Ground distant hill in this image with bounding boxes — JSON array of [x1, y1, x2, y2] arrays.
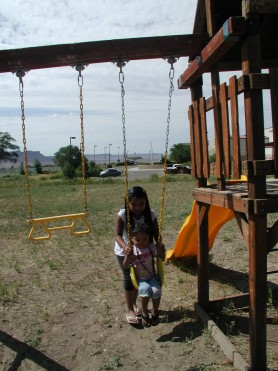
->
[[15, 151, 54, 165], [0, 151, 163, 169], [0, 151, 54, 168]]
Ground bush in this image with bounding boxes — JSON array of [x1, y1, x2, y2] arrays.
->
[[87, 161, 102, 177], [19, 162, 25, 175], [62, 162, 77, 178], [34, 159, 43, 174]]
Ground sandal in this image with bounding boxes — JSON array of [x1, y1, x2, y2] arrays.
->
[[133, 305, 142, 317], [151, 312, 160, 326], [126, 314, 139, 325], [141, 314, 151, 327]]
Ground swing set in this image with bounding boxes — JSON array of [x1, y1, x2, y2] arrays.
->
[[116, 57, 178, 287], [15, 66, 91, 241], [6, 36, 189, 242]]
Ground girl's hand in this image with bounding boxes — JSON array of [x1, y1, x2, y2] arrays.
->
[[124, 245, 133, 256], [156, 242, 166, 260], [155, 241, 165, 251]]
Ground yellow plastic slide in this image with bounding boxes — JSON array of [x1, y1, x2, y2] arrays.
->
[[166, 201, 234, 260]]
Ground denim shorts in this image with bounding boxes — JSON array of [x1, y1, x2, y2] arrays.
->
[[138, 277, 162, 299]]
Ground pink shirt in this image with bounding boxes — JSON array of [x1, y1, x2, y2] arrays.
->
[[132, 243, 158, 280]]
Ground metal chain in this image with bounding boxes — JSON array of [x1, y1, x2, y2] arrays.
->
[[116, 60, 131, 245], [158, 57, 177, 242], [75, 64, 87, 212], [16, 70, 33, 220]]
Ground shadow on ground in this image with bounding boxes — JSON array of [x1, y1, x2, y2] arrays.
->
[[0, 330, 69, 371]]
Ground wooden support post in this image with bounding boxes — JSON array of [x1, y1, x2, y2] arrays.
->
[[212, 68, 226, 190], [190, 78, 207, 187], [269, 68, 278, 178], [219, 82, 231, 178], [241, 16, 267, 371], [197, 203, 210, 309], [229, 76, 241, 180], [248, 215, 267, 371]]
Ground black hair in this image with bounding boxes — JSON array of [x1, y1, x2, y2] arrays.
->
[[130, 223, 152, 237], [125, 186, 154, 241]]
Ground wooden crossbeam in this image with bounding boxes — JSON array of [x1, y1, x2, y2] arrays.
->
[[243, 0, 278, 15], [0, 34, 209, 73], [178, 17, 246, 89]]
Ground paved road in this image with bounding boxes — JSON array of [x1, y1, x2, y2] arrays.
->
[[123, 167, 164, 180]]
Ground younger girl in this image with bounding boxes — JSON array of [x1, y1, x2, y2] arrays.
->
[[123, 223, 165, 327], [114, 186, 161, 325]]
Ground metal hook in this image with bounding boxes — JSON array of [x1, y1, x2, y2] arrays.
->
[[14, 69, 29, 84], [114, 60, 128, 73]]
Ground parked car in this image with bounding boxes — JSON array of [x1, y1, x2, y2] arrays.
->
[[100, 168, 122, 178], [166, 164, 191, 174]]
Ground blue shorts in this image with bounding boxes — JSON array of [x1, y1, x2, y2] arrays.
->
[[138, 277, 162, 299]]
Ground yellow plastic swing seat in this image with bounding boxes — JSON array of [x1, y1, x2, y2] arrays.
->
[[130, 257, 165, 290], [28, 212, 91, 241]]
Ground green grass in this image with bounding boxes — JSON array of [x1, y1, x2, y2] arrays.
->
[[1, 173, 278, 370], [0, 173, 196, 303]]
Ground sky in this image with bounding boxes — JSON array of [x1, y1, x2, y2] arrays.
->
[[1, 0, 269, 158]]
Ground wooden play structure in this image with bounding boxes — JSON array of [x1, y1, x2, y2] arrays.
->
[[0, 0, 277, 369], [179, 2, 278, 371]]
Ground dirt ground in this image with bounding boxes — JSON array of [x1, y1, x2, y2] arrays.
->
[[0, 216, 277, 370]]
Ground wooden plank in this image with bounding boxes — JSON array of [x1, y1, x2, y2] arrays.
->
[[188, 105, 197, 178], [209, 293, 250, 312], [194, 100, 204, 178], [219, 82, 231, 178], [243, 0, 278, 15], [192, 189, 251, 213], [205, 0, 216, 37], [229, 76, 241, 179], [242, 17, 266, 198], [200, 97, 210, 178], [248, 214, 267, 370], [195, 303, 250, 371], [205, 74, 269, 113], [0, 34, 209, 73], [234, 212, 249, 246], [192, 191, 212, 205], [205, 96, 213, 111], [269, 68, 278, 178], [178, 17, 246, 89], [249, 73, 270, 89], [242, 159, 275, 176], [212, 82, 225, 184], [241, 23, 267, 371]]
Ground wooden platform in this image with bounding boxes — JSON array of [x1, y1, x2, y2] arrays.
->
[[193, 179, 278, 214]]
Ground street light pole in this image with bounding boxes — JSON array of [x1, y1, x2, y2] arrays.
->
[[94, 145, 97, 163], [70, 136, 76, 147], [108, 144, 112, 166], [117, 147, 120, 162], [104, 146, 107, 167], [69, 136, 76, 165]]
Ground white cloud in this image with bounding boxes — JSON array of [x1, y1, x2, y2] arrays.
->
[[0, 0, 196, 156]]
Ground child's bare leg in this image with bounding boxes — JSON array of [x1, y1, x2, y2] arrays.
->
[[151, 297, 161, 326], [152, 297, 161, 316], [132, 289, 138, 308], [125, 289, 137, 317], [141, 296, 151, 326], [141, 296, 150, 316]]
